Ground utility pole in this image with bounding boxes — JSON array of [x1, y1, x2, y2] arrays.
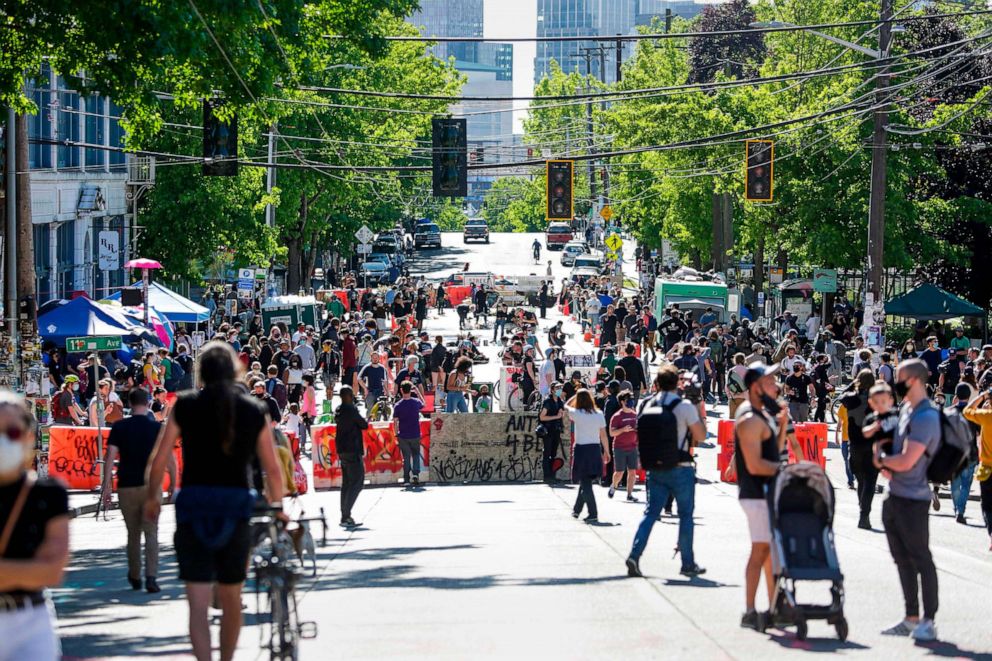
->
[[5, 109, 16, 341], [265, 123, 277, 228], [866, 0, 892, 320], [615, 34, 623, 83], [666, 8, 673, 34]]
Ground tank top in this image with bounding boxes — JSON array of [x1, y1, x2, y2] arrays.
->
[[734, 402, 780, 500]]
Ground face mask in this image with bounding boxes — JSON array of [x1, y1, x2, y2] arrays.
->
[[894, 380, 911, 398], [72, 384, 79, 391], [0, 435, 26, 474], [759, 392, 782, 415]]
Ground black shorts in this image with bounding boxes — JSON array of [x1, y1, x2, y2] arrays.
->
[[174, 521, 251, 584]]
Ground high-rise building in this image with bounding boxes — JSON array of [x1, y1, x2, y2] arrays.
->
[[534, 0, 636, 85], [635, 0, 709, 27]]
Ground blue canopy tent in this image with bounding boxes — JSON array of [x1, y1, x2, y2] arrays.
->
[[105, 281, 210, 324], [38, 297, 161, 346]]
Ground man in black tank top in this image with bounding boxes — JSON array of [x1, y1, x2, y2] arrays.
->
[[734, 362, 789, 631]]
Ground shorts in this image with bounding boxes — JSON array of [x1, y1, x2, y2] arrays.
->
[[174, 521, 252, 584], [321, 373, 337, 390], [613, 448, 639, 472], [740, 498, 771, 544]]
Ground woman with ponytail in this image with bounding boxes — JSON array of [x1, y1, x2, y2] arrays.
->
[[144, 341, 285, 661]]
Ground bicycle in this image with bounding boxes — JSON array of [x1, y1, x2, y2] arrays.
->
[[250, 505, 327, 661], [506, 373, 542, 412], [368, 394, 394, 422]]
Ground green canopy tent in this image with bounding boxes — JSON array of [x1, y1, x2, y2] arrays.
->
[[884, 283, 984, 320]]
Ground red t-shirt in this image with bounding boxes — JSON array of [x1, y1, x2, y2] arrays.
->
[[341, 337, 357, 369], [610, 409, 638, 452]]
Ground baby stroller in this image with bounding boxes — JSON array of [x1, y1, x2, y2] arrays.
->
[[764, 462, 847, 641]]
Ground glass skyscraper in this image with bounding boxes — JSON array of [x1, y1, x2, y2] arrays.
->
[[534, 0, 636, 85]]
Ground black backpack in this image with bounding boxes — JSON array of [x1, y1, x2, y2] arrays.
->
[[636, 394, 685, 470], [925, 406, 974, 484]]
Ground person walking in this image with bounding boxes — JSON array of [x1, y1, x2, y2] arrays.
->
[[101, 389, 174, 593], [734, 362, 789, 631], [144, 341, 286, 661], [962, 391, 992, 550], [843, 370, 880, 529], [392, 381, 425, 485], [784, 362, 815, 423], [565, 389, 610, 523], [625, 367, 707, 578], [0, 392, 70, 661], [873, 358, 941, 642], [335, 386, 368, 528], [608, 391, 641, 503]]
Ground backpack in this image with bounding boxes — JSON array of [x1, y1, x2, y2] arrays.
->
[[51, 391, 69, 421], [636, 394, 687, 470], [925, 406, 974, 484], [727, 369, 745, 395], [167, 356, 188, 391]]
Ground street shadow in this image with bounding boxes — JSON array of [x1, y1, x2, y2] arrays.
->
[[61, 632, 191, 658], [477, 500, 515, 504], [915, 640, 992, 659], [327, 544, 479, 562], [311, 564, 500, 591], [661, 577, 738, 588], [586, 521, 621, 527], [764, 629, 870, 652]]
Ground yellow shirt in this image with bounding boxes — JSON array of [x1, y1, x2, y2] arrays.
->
[[963, 405, 992, 471], [838, 404, 850, 442]]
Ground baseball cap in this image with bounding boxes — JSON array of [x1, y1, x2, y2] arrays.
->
[[744, 362, 779, 388]]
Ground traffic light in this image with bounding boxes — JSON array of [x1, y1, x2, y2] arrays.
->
[[203, 100, 239, 177], [744, 139, 774, 202], [546, 160, 574, 221], [432, 118, 467, 197]]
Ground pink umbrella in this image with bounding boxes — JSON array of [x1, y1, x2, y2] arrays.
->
[[125, 258, 163, 270]]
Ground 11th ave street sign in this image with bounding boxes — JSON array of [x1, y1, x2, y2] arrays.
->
[[66, 336, 123, 353]]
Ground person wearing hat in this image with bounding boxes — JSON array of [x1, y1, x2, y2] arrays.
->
[[734, 361, 789, 630], [53, 375, 84, 425], [745, 342, 767, 366], [563, 371, 585, 401], [539, 381, 565, 484], [950, 326, 971, 353], [520, 345, 538, 405]]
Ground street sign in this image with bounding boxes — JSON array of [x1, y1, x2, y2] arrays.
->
[[356, 243, 372, 255], [237, 267, 254, 295], [606, 250, 619, 261], [98, 231, 120, 271], [769, 267, 784, 284], [605, 233, 622, 252], [356, 225, 374, 244], [813, 268, 838, 293], [599, 205, 614, 222], [66, 336, 122, 353], [757, 292, 766, 307]]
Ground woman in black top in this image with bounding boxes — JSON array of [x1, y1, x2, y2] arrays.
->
[[811, 354, 833, 422], [145, 341, 285, 661], [0, 392, 69, 660]]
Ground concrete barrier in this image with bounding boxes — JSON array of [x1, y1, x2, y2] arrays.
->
[[429, 412, 571, 483]]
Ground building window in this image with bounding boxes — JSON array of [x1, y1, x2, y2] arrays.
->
[[33, 224, 52, 303], [84, 95, 105, 170], [109, 102, 126, 170], [57, 85, 80, 169], [57, 221, 75, 296], [27, 77, 53, 170]]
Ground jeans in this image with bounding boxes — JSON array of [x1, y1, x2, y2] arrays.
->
[[813, 395, 828, 422], [398, 436, 422, 481], [339, 453, 365, 520], [542, 431, 561, 482], [445, 391, 468, 413], [588, 312, 600, 331], [950, 461, 976, 515], [573, 477, 597, 517], [493, 319, 506, 342], [788, 401, 810, 423], [840, 441, 855, 486], [119, 486, 160, 579], [850, 445, 879, 519], [629, 467, 697, 570], [882, 495, 938, 620]]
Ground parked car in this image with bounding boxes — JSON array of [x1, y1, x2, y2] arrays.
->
[[545, 222, 573, 250], [569, 254, 604, 285], [372, 234, 405, 266], [359, 260, 389, 285], [560, 240, 587, 267], [414, 222, 442, 249], [463, 219, 490, 244]]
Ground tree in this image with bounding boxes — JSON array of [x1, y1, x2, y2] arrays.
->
[[688, 0, 767, 84], [481, 177, 546, 232]]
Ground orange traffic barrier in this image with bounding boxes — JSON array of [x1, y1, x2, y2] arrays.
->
[[594, 336, 600, 348], [583, 330, 592, 342], [717, 419, 736, 452], [48, 425, 181, 491], [790, 422, 828, 467], [718, 451, 737, 484]]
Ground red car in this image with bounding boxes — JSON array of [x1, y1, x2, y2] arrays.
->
[[545, 222, 573, 250]]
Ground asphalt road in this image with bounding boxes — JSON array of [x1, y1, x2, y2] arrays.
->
[[57, 233, 992, 660]]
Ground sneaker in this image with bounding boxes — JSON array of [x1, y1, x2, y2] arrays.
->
[[608, 486, 616, 499], [847, 482, 855, 490], [625, 557, 643, 577], [411, 475, 419, 485], [910, 619, 937, 642], [571, 510, 580, 519], [931, 487, 941, 511], [858, 517, 872, 530], [740, 610, 761, 630], [583, 515, 598, 523], [664, 508, 673, 516], [955, 513, 966, 524], [127, 576, 142, 591], [626, 494, 637, 502], [145, 577, 161, 594], [882, 619, 916, 636], [680, 564, 706, 577]]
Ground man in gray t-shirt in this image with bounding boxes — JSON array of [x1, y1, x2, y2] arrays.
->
[[874, 359, 940, 642]]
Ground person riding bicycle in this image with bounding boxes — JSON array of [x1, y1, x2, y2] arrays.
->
[[532, 239, 541, 262]]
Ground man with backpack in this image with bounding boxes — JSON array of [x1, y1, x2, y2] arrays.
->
[[625, 365, 706, 579], [872, 359, 941, 642], [172, 344, 194, 391]]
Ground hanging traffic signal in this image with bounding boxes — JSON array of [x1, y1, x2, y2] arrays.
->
[[203, 100, 239, 176], [432, 118, 467, 197], [745, 139, 774, 202], [546, 160, 574, 221]]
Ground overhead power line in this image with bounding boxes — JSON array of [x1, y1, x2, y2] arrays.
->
[[327, 9, 992, 43]]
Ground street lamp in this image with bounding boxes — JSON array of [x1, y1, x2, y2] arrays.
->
[[751, 5, 900, 343]]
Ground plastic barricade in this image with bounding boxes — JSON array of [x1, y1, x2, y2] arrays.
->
[[717, 420, 736, 483], [791, 422, 828, 468], [48, 425, 182, 491], [421, 392, 435, 414], [583, 331, 592, 343], [312, 419, 431, 489], [446, 285, 472, 306]]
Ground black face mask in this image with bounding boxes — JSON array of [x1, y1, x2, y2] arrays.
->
[[894, 380, 911, 398], [760, 392, 782, 415]]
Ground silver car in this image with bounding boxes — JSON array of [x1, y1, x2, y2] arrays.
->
[[560, 241, 588, 267]]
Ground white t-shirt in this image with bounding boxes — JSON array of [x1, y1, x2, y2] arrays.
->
[[538, 360, 556, 396], [566, 406, 606, 445]]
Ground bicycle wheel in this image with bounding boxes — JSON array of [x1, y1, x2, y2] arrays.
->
[[507, 387, 524, 412], [268, 577, 298, 660], [830, 395, 842, 424], [525, 391, 543, 411]]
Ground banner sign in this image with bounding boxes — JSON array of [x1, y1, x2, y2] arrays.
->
[[312, 420, 431, 490]]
